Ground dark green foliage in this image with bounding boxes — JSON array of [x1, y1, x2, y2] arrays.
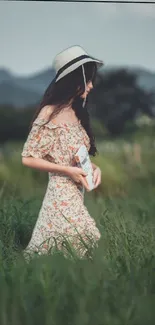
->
[[92, 69, 155, 135]]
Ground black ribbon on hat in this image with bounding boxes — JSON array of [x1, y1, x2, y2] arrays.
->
[[55, 54, 94, 80]]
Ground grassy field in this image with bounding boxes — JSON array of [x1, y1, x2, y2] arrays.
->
[[1, 121, 155, 324]]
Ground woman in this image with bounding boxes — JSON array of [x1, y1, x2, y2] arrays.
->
[[21, 45, 104, 260]]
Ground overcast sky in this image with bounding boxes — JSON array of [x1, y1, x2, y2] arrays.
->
[[0, 1, 155, 76]]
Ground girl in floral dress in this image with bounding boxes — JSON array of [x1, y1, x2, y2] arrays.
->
[[21, 45, 103, 259]]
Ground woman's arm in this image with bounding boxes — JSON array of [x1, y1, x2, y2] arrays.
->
[[22, 157, 69, 175], [22, 157, 89, 190]]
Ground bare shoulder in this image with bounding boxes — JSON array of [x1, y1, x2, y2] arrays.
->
[[37, 105, 55, 119]]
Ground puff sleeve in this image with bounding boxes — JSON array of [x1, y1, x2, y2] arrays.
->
[[21, 121, 55, 159]]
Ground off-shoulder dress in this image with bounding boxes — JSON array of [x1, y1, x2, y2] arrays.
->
[[21, 108, 101, 258]]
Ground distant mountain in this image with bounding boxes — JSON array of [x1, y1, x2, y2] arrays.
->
[[12, 68, 56, 93], [0, 69, 15, 82], [0, 66, 154, 108], [0, 68, 56, 109], [0, 81, 41, 108]]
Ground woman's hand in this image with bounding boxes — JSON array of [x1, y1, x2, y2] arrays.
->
[[93, 166, 102, 189], [66, 166, 90, 191]]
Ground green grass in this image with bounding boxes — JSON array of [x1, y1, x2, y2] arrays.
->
[[1, 123, 155, 324], [1, 191, 155, 324]]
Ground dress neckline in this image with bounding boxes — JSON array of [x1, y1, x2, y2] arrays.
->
[[34, 116, 81, 128], [51, 118, 80, 127]]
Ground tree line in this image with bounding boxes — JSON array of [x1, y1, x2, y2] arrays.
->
[[0, 68, 155, 143]]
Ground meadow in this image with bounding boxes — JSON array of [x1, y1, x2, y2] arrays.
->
[[1, 118, 155, 324]]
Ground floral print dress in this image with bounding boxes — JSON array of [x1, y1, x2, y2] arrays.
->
[[21, 112, 101, 259]]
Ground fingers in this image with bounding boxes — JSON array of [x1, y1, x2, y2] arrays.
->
[[94, 175, 99, 187], [93, 174, 98, 185], [80, 176, 90, 191], [93, 168, 101, 188], [80, 169, 87, 177], [94, 177, 101, 188]]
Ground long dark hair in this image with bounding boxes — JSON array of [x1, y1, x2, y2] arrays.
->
[[30, 61, 98, 156]]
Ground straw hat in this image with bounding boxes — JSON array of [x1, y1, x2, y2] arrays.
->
[[53, 45, 104, 82], [53, 45, 104, 107]]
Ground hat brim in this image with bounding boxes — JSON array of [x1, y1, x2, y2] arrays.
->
[[55, 57, 104, 82]]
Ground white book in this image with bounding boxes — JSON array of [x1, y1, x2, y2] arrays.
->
[[75, 144, 94, 191]]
